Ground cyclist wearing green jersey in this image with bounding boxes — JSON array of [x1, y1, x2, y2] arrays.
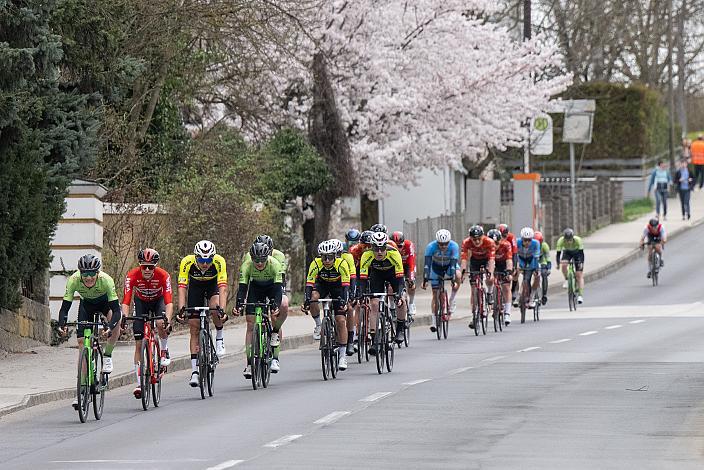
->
[[235, 242, 285, 378], [555, 228, 584, 304], [57, 255, 122, 408], [534, 231, 551, 306]]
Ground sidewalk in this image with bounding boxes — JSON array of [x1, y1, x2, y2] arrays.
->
[[1, 191, 702, 417]]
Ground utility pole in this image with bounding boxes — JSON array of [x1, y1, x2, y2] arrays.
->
[[676, 0, 688, 138], [667, 0, 676, 172], [523, 0, 532, 173]]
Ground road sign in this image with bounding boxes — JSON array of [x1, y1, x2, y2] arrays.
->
[[563, 112, 594, 144], [530, 114, 553, 155]]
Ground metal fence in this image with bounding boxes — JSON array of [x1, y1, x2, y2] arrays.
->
[[403, 213, 473, 254]]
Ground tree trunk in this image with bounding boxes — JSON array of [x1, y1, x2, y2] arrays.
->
[[360, 193, 378, 229]]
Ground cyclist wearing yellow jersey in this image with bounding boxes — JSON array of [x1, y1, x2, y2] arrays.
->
[[303, 240, 351, 370], [359, 232, 406, 353], [331, 238, 358, 357], [177, 240, 227, 387]]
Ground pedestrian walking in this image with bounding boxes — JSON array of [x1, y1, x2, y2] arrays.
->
[[647, 160, 672, 220], [691, 135, 704, 190], [675, 159, 693, 220], [682, 138, 692, 162]]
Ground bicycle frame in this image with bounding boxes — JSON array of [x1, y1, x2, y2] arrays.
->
[[184, 306, 220, 397], [242, 302, 273, 390], [310, 299, 337, 380]]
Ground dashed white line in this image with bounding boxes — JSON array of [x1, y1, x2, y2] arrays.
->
[[52, 460, 208, 464], [550, 338, 572, 344], [314, 411, 350, 425], [403, 379, 431, 386], [630, 319, 646, 324], [263, 435, 303, 448], [360, 392, 392, 402], [207, 460, 244, 470], [483, 355, 507, 362], [448, 366, 474, 375], [579, 331, 598, 336], [517, 347, 541, 352], [605, 325, 623, 330]]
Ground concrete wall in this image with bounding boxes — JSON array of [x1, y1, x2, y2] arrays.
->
[[0, 297, 51, 352]]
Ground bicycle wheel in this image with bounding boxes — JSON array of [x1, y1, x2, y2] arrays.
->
[[320, 318, 330, 381], [252, 324, 261, 390], [480, 293, 488, 335], [404, 318, 410, 347], [152, 339, 162, 407], [140, 340, 151, 410], [76, 347, 90, 423], [92, 344, 104, 420], [198, 330, 208, 398], [385, 316, 395, 372], [493, 300, 500, 333], [652, 253, 660, 286], [441, 292, 449, 339], [533, 292, 540, 322], [261, 327, 271, 388], [357, 309, 363, 363], [520, 282, 527, 324], [206, 336, 216, 397], [375, 316, 384, 375]]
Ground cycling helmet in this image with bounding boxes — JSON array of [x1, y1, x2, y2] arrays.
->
[[498, 224, 510, 237], [468, 225, 484, 239], [360, 230, 374, 245], [138, 248, 160, 265], [194, 240, 216, 258], [370, 223, 387, 234], [318, 240, 337, 255], [345, 229, 361, 242], [563, 228, 574, 240], [255, 234, 274, 250], [648, 218, 659, 228], [487, 229, 502, 243], [520, 227, 534, 239], [331, 239, 345, 254], [391, 231, 405, 245], [435, 229, 451, 244], [77, 254, 101, 272], [534, 231, 544, 244], [370, 231, 389, 247], [250, 242, 271, 259]]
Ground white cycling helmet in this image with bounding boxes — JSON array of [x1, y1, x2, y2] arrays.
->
[[318, 240, 337, 255], [520, 227, 534, 239], [370, 231, 389, 247], [331, 239, 345, 253], [435, 229, 451, 244], [194, 240, 216, 258]]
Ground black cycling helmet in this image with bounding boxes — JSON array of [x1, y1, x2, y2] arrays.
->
[[370, 223, 387, 234], [250, 242, 271, 260], [648, 218, 659, 228], [360, 230, 374, 244], [345, 229, 361, 242], [255, 234, 274, 250], [468, 225, 484, 239], [487, 229, 501, 243], [138, 248, 160, 265], [563, 228, 575, 240], [77, 254, 101, 272]]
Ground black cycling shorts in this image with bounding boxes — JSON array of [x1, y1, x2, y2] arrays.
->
[[469, 258, 490, 273], [245, 283, 280, 315], [77, 296, 112, 339], [313, 282, 346, 314], [368, 269, 399, 295], [187, 278, 219, 307], [495, 260, 508, 274], [132, 297, 166, 340], [561, 251, 584, 272]]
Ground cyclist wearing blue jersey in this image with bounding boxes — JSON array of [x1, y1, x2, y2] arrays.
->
[[516, 227, 541, 308], [421, 229, 461, 332]]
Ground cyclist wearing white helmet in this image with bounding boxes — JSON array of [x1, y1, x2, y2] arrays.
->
[[422, 229, 461, 332], [302, 240, 352, 370], [177, 240, 228, 387], [515, 228, 541, 309], [332, 238, 359, 357], [359, 231, 408, 350]]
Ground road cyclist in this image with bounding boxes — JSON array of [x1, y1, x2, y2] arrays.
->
[[461, 225, 496, 330], [392, 231, 417, 317], [421, 229, 461, 333], [556, 228, 585, 304], [487, 228, 514, 326], [639, 218, 667, 280], [516, 227, 541, 320], [534, 231, 551, 306]]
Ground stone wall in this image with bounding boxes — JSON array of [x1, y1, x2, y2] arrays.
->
[[0, 297, 51, 352]]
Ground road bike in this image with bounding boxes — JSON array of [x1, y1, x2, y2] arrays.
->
[[645, 241, 662, 286], [401, 287, 413, 347], [356, 296, 370, 363], [310, 299, 338, 381], [519, 267, 539, 323], [492, 271, 509, 332], [363, 292, 395, 374], [532, 274, 541, 322], [469, 268, 489, 336], [433, 276, 451, 340], [125, 313, 167, 410], [566, 259, 578, 311], [241, 302, 274, 390], [184, 307, 220, 398], [65, 318, 109, 423]]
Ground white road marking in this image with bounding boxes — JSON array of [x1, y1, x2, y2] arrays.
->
[[403, 379, 431, 386], [550, 338, 572, 344], [207, 460, 245, 470], [483, 355, 507, 362], [517, 347, 541, 352], [605, 324, 623, 330], [579, 331, 598, 336], [448, 366, 474, 375], [51, 460, 208, 464], [360, 392, 393, 402], [263, 435, 303, 448], [630, 319, 646, 324], [314, 411, 350, 425]]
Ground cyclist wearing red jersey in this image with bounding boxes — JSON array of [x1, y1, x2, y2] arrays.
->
[[121, 248, 174, 399], [392, 231, 417, 315], [487, 229, 514, 325], [498, 224, 520, 306], [461, 225, 495, 328]]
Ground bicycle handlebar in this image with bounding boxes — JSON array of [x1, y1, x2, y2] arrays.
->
[[124, 314, 167, 322], [64, 321, 107, 328]]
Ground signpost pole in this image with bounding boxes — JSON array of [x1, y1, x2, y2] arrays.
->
[[570, 142, 577, 231]]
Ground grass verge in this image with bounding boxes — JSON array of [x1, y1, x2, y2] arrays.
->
[[623, 198, 653, 222]]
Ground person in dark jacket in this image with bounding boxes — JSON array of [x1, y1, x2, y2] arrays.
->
[[675, 159, 693, 220]]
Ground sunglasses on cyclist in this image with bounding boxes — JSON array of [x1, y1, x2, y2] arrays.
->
[[372, 246, 387, 253], [196, 257, 213, 264], [140, 264, 156, 271], [253, 256, 268, 264], [80, 270, 98, 277], [321, 254, 336, 262]]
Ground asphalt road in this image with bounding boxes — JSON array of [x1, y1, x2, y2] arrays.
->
[[2, 225, 704, 470]]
